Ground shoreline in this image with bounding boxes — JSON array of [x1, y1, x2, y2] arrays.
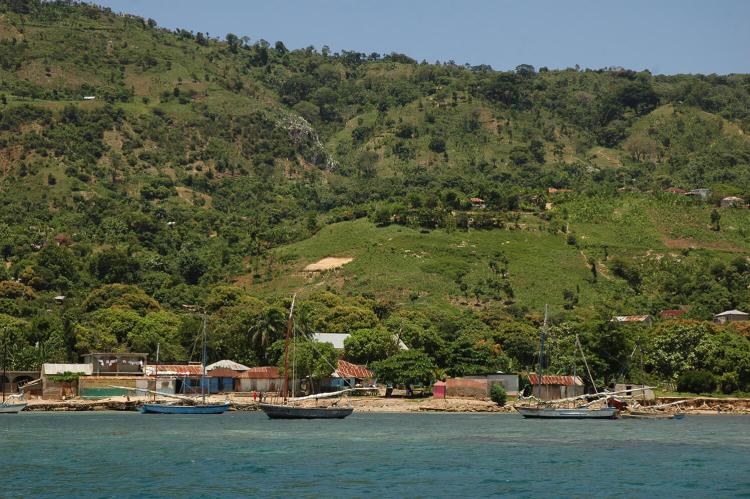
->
[[16, 395, 750, 415]]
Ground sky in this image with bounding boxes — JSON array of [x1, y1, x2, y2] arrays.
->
[[95, 0, 750, 75]]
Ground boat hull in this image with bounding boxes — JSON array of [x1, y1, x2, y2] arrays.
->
[[621, 411, 684, 420], [0, 402, 27, 414], [141, 403, 230, 414], [260, 403, 353, 419], [515, 406, 618, 419]]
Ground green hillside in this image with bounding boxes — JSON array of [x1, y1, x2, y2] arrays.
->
[[1, 0, 750, 392]]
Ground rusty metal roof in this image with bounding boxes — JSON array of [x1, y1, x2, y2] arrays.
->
[[335, 359, 374, 379], [207, 368, 241, 378], [528, 374, 583, 386], [238, 366, 280, 379], [145, 364, 203, 376]]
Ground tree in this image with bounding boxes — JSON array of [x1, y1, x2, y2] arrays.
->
[[344, 327, 399, 365], [225, 33, 240, 53], [274, 338, 337, 394], [90, 248, 139, 284], [371, 350, 437, 388], [428, 137, 446, 153]]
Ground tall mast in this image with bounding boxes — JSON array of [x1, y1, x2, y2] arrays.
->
[[154, 343, 159, 402], [282, 294, 297, 403], [2, 341, 6, 403], [202, 311, 207, 405], [537, 305, 548, 400]]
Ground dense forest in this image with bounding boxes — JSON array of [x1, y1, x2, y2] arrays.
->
[[1, 0, 750, 393]]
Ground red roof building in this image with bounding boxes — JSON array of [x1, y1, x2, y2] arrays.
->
[[334, 359, 374, 379], [238, 366, 280, 379], [145, 364, 204, 376], [527, 374, 583, 386], [659, 309, 687, 319]]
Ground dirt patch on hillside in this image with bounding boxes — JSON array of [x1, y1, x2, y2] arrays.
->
[[303, 257, 353, 272], [663, 237, 746, 253]]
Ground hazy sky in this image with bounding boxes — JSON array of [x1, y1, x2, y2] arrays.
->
[[95, 0, 749, 75]]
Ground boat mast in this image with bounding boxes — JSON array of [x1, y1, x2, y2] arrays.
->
[[154, 342, 159, 402], [202, 311, 207, 405], [282, 294, 297, 403], [537, 305, 548, 400], [1, 341, 6, 403]]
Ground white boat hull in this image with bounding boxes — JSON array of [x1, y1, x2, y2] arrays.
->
[[0, 402, 27, 414], [516, 406, 618, 419]]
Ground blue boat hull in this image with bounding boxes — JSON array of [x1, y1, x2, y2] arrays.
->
[[141, 403, 230, 414]]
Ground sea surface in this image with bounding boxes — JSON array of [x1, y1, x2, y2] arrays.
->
[[0, 412, 748, 498]]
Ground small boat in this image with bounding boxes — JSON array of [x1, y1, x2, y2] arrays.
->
[[260, 295, 353, 420], [141, 309, 229, 415], [516, 406, 618, 419], [141, 402, 230, 414], [1, 345, 27, 414], [515, 306, 620, 420], [620, 410, 684, 420], [259, 403, 353, 419]]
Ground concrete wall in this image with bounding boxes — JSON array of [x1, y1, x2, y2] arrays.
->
[[239, 378, 284, 393], [446, 378, 490, 399], [614, 384, 655, 401]]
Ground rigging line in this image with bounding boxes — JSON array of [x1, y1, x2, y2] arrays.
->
[[575, 333, 599, 395]]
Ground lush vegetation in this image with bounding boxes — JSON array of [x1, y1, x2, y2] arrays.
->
[[0, 1, 750, 394]]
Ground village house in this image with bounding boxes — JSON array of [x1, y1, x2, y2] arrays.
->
[[442, 373, 520, 399], [548, 187, 573, 194], [527, 374, 584, 401], [713, 309, 749, 324], [613, 383, 655, 401], [313, 332, 409, 350], [611, 315, 653, 327], [324, 359, 376, 391], [664, 187, 687, 195], [686, 188, 711, 200], [41, 363, 93, 400], [469, 197, 486, 209], [83, 352, 148, 376], [720, 196, 745, 208], [659, 309, 687, 320]]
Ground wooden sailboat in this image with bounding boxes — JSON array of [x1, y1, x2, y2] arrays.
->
[[141, 312, 229, 414], [515, 306, 618, 420], [260, 295, 353, 420], [0, 342, 27, 414]]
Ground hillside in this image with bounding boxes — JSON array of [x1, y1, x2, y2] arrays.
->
[[1, 1, 750, 391]]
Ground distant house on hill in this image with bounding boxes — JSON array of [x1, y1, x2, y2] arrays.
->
[[664, 187, 687, 195], [713, 309, 749, 324], [313, 332, 408, 351], [611, 315, 653, 327], [659, 309, 687, 320], [721, 196, 744, 208], [469, 197, 486, 209], [82, 95, 96, 100], [548, 187, 573, 194], [686, 188, 711, 200]]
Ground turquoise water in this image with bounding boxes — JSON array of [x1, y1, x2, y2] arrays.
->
[[1, 412, 749, 498]]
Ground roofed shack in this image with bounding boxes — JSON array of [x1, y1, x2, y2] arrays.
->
[[527, 374, 584, 401]]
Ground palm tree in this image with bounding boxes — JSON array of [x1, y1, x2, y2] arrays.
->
[[248, 306, 286, 362]]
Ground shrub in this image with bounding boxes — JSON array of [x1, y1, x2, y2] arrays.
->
[[490, 384, 507, 406], [677, 369, 717, 394]]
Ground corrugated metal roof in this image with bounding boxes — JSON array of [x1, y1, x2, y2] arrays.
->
[[144, 365, 203, 376], [238, 366, 280, 379], [42, 363, 93, 375], [207, 368, 241, 378], [528, 374, 583, 386], [206, 360, 250, 371], [334, 359, 374, 379], [613, 315, 651, 323], [715, 309, 748, 317]]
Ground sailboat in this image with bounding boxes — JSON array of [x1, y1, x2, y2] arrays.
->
[[260, 295, 353, 419], [0, 343, 27, 414], [141, 311, 230, 414], [514, 306, 619, 420]]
